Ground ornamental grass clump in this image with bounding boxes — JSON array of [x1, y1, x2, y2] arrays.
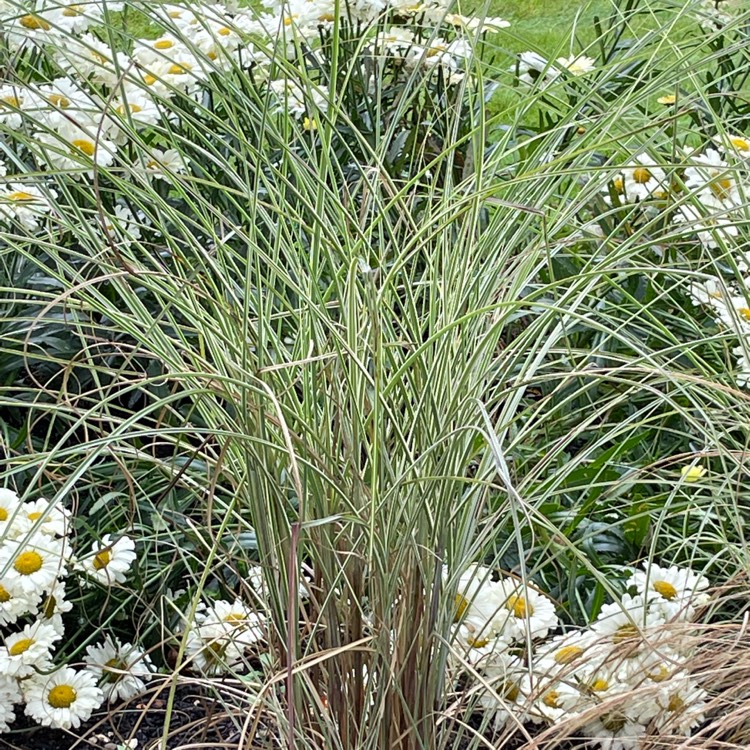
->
[[1, 0, 750, 747]]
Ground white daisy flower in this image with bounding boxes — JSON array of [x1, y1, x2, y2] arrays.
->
[[684, 148, 740, 210], [621, 154, 667, 201], [41, 1, 102, 34], [78, 534, 136, 585], [674, 203, 740, 249], [54, 33, 130, 87], [451, 565, 508, 636], [713, 132, 750, 160], [268, 79, 329, 118], [520, 671, 586, 724], [13, 497, 71, 538], [533, 629, 603, 678], [85, 635, 156, 702], [0, 534, 67, 596], [100, 204, 143, 247], [512, 52, 560, 88], [475, 652, 526, 729], [452, 625, 510, 666], [0, 85, 43, 130], [34, 121, 117, 178], [196, 598, 262, 630], [185, 614, 264, 675], [652, 675, 708, 735], [627, 563, 709, 621], [0, 676, 21, 732], [370, 27, 417, 59], [556, 54, 596, 75], [106, 91, 162, 138], [29, 77, 104, 132], [0, 489, 21, 536], [23, 666, 103, 729], [581, 712, 647, 750], [0, 183, 57, 231], [0, 620, 60, 677], [493, 578, 559, 642], [40, 577, 73, 624], [0, 576, 41, 626], [4, 11, 63, 52], [444, 13, 510, 32], [591, 594, 665, 647], [134, 148, 188, 182]]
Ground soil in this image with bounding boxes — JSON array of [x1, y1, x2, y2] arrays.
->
[[0, 683, 245, 750]]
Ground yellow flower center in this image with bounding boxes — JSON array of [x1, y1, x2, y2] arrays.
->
[[554, 645, 583, 664], [27, 511, 42, 521], [738, 307, 750, 321], [0, 585, 11, 603], [93, 549, 112, 570], [730, 137, 750, 152], [218, 26, 231, 36], [14, 551, 43, 576], [168, 63, 191, 75], [63, 5, 83, 16], [48, 684, 77, 709], [613, 176, 624, 193], [318, 13, 335, 21], [283, 14, 298, 25], [1, 96, 21, 108], [710, 176, 733, 199], [0, 508, 7, 521], [681, 465, 705, 482], [104, 657, 127, 678], [590, 678, 609, 692], [224, 612, 246, 624], [467, 636, 490, 648], [647, 664, 670, 682], [612, 623, 639, 644], [667, 693, 685, 713], [658, 94, 677, 105], [154, 39, 174, 49], [47, 94, 71, 108], [542, 690, 560, 708], [632, 167, 651, 184], [502, 681, 519, 701], [454, 593, 469, 621], [506, 594, 533, 618], [20, 14, 51, 30], [653, 580, 677, 600], [205, 640, 227, 661], [72, 139, 96, 156], [144, 74, 158, 86], [118, 103, 143, 115], [303, 116, 317, 131], [602, 712, 627, 733], [43, 594, 57, 619], [7, 191, 35, 202], [9, 637, 34, 656], [207, 51, 218, 60]]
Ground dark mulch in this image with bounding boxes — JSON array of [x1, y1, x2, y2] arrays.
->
[[0, 683, 244, 750]]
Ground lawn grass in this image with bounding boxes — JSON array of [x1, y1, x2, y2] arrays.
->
[[481, 0, 610, 56]]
